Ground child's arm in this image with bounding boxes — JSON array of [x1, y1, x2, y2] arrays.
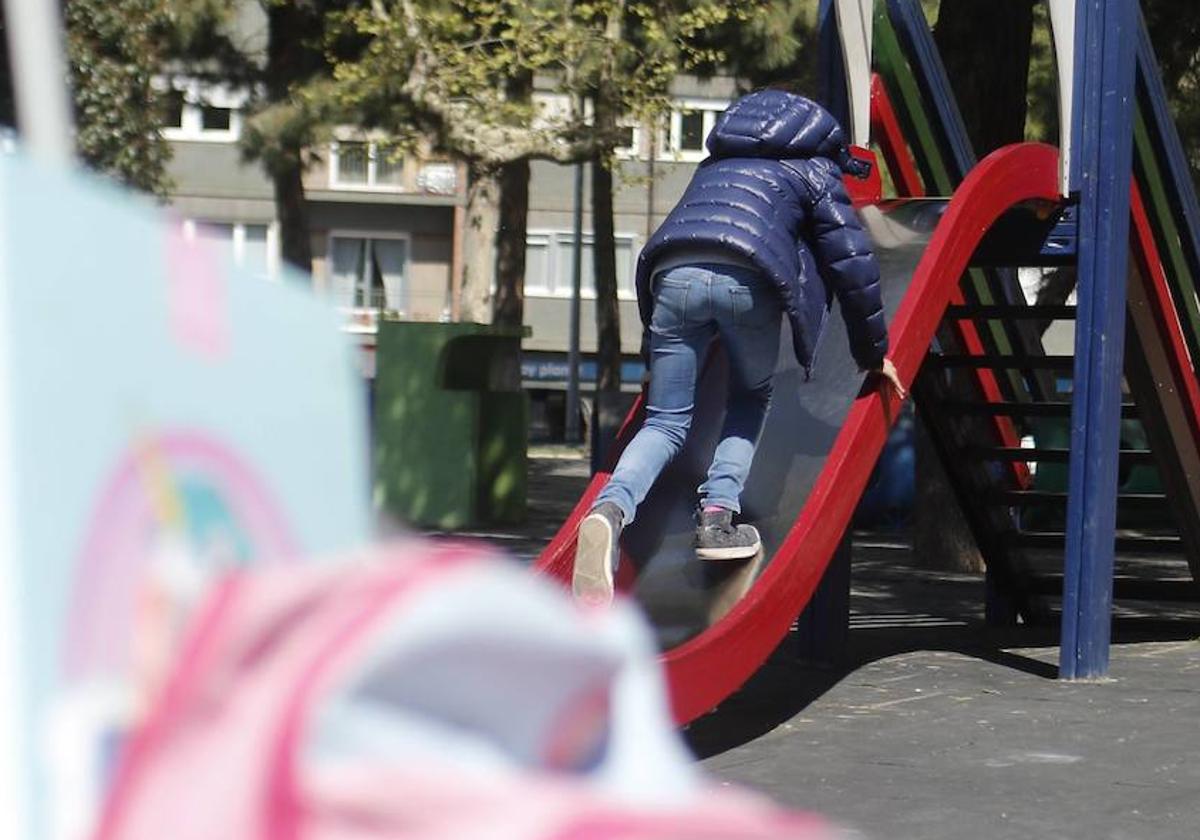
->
[[806, 165, 889, 372]]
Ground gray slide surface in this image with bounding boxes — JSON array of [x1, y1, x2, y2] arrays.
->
[[622, 199, 946, 648]]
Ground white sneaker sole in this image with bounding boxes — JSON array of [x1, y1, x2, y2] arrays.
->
[[696, 541, 762, 561], [573, 513, 616, 606]]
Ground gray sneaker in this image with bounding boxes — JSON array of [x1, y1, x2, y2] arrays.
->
[[695, 507, 761, 560], [573, 502, 624, 605]]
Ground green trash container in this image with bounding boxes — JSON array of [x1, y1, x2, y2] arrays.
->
[[373, 321, 529, 529]]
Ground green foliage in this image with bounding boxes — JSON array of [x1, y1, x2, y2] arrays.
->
[[1024, 1, 1058, 145], [316, 0, 771, 166], [694, 0, 816, 91], [65, 0, 174, 195]]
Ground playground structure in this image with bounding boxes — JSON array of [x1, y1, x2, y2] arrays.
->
[[536, 0, 1200, 722]]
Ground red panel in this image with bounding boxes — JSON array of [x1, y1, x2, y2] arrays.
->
[[1129, 184, 1200, 448], [845, 146, 883, 207], [870, 73, 925, 198]]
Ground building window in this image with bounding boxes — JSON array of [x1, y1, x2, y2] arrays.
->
[[660, 99, 728, 162], [530, 91, 644, 160], [679, 110, 705, 151], [330, 141, 406, 191], [200, 105, 232, 132], [328, 234, 409, 314], [164, 89, 185, 129], [160, 80, 244, 142], [524, 231, 636, 299], [613, 123, 643, 159], [182, 220, 279, 280]]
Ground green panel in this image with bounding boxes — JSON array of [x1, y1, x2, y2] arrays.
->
[[873, 5, 951, 195], [477, 392, 528, 524], [373, 321, 528, 529]]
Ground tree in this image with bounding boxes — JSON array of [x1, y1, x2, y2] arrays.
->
[[166, 0, 362, 274], [934, 0, 1036, 155], [325, 1, 596, 321], [326, 0, 749, 327], [695, 0, 816, 93], [0, 0, 174, 194], [584, 1, 750, 428]]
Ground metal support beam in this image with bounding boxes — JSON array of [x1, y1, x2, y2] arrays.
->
[[835, 0, 874, 147], [817, 0, 851, 130], [1047, 0, 1077, 195], [1060, 0, 1138, 680]]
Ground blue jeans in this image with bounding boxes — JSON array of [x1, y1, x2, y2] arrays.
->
[[595, 262, 781, 525]]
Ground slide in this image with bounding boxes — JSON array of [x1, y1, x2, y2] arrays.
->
[[536, 143, 1066, 724], [535, 140, 1200, 726]]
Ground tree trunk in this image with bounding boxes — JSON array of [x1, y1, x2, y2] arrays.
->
[[273, 153, 313, 273], [493, 157, 529, 327], [460, 162, 499, 323], [590, 88, 624, 468], [910, 1, 1036, 574], [912, 418, 984, 573], [265, 1, 321, 275], [493, 72, 533, 328], [591, 93, 622, 394], [934, 0, 1037, 154]]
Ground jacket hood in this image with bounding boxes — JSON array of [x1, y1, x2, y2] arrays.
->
[[705, 90, 870, 177]]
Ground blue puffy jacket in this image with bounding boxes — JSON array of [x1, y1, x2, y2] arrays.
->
[[636, 91, 888, 373]]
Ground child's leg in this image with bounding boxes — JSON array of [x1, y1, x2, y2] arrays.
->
[[593, 271, 714, 526], [577, 271, 713, 603], [698, 267, 782, 512]]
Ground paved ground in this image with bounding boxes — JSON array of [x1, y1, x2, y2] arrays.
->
[[440, 448, 1200, 840]]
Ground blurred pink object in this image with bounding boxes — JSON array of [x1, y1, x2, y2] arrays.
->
[[95, 540, 838, 840], [166, 225, 230, 361]]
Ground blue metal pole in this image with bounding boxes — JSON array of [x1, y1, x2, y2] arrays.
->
[[1060, 0, 1138, 679], [817, 0, 851, 130]]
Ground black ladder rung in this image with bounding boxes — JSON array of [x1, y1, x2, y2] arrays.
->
[[966, 446, 1155, 464], [1005, 532, 1183, 554], [1027, 575, 1200, 601], [945, 304, 1077, 320], [990, 490, 1167, 509], [941, 400, 1139, 418], [926, 354, 1075, 371]]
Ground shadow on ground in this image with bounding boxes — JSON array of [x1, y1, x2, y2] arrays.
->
[[684, 541, 1200, 760]]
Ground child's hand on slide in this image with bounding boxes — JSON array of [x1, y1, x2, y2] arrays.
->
[[874, 358, 907, 401]]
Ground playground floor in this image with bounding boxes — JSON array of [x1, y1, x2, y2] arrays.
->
[[439, 446, 1200, 840]]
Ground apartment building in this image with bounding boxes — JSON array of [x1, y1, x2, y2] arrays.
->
[[161, 71, 740, 435]]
